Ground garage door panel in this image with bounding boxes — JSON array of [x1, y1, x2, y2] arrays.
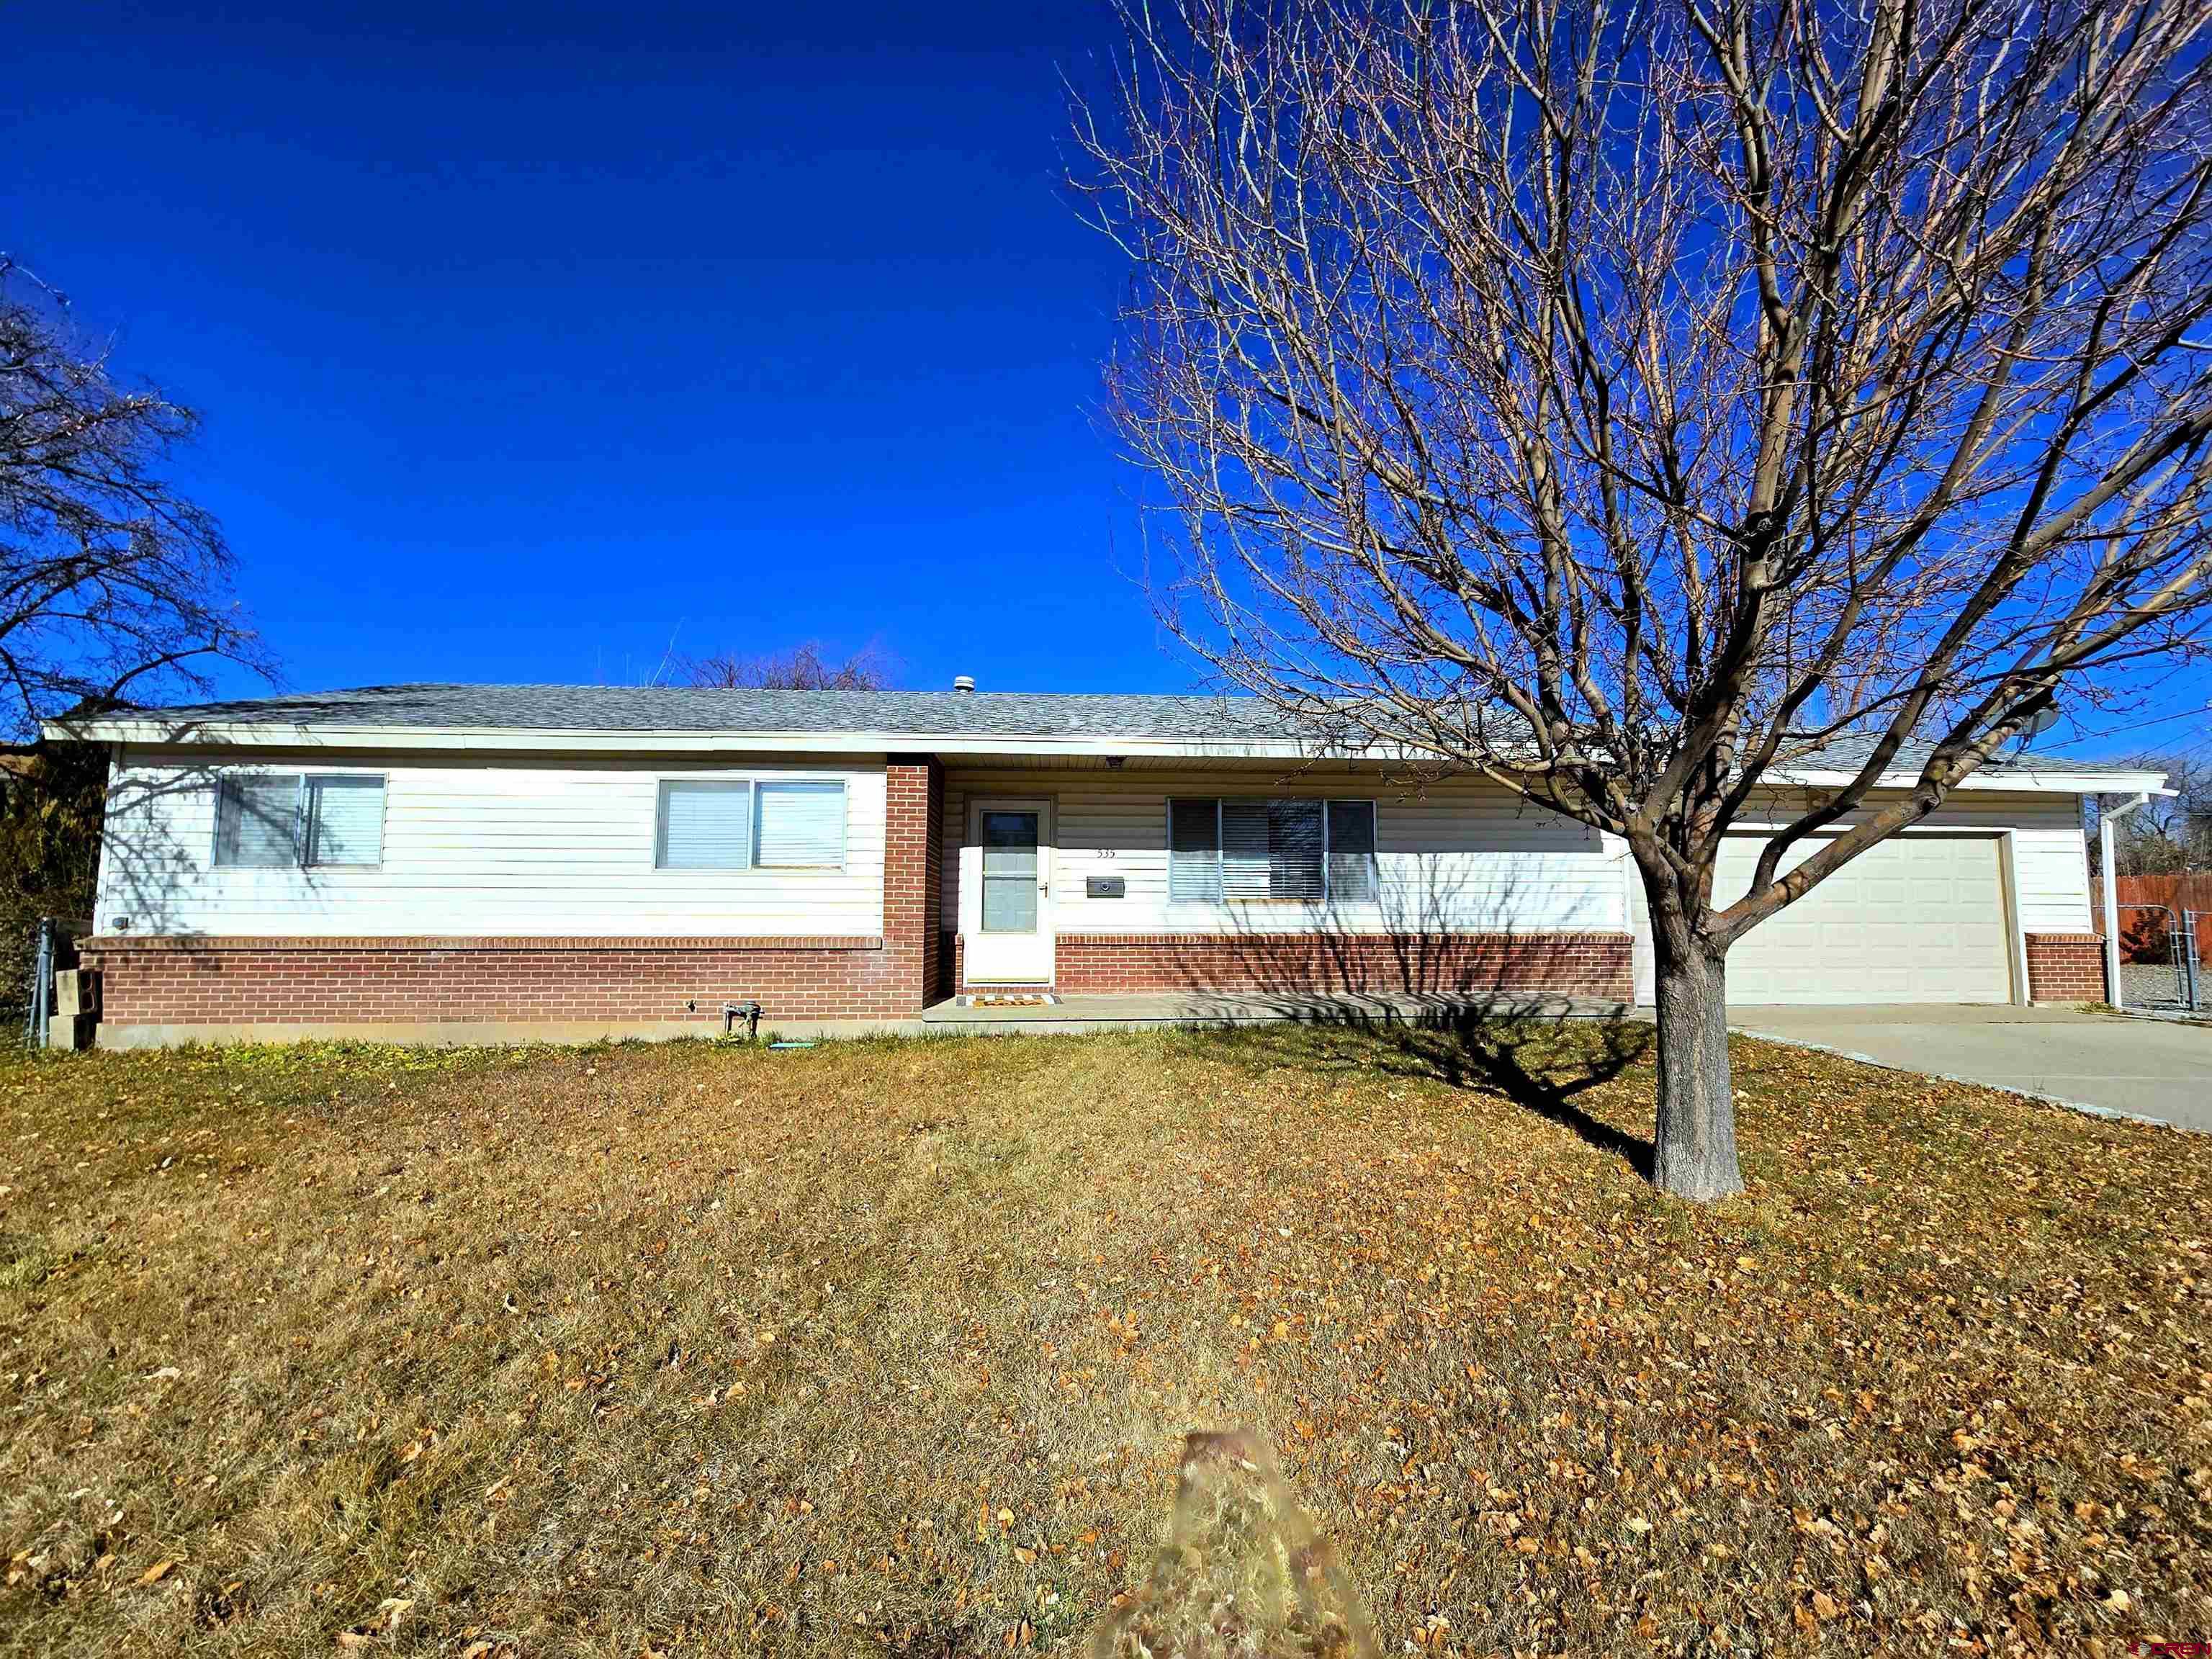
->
[[1716, 835, 2011, 1004]]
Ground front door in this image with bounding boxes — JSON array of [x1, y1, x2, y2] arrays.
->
[[966, 799, 1053, 984]]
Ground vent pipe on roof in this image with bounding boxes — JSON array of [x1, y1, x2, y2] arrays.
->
[[951, 675, 976, 693]]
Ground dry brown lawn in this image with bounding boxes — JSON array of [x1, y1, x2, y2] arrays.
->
[[1, 1020, 2207, 1657]]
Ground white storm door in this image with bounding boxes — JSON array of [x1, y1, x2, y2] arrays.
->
[[966, 799, 1054, 984]]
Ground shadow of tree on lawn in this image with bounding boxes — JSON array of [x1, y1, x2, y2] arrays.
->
[[1398, 1007, 1655, 1179], [1207, 1006, 1656, 1180]]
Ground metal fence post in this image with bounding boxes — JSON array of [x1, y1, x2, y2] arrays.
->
[[25, 917, 53, 1049]]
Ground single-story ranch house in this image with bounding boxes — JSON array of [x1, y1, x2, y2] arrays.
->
[[50, 683, 2160, 1046]]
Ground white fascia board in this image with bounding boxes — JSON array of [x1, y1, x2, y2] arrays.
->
[[1764, 766, 2170, 794], [45, 719, 2169, 794], [50, 719, 1323, 760]]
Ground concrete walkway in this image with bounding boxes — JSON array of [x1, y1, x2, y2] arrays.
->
[[917, 990, 1627, 1035], [1726, 1004, 2212, 1132]]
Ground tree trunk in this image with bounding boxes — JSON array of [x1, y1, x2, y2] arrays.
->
[[1648, 923, 1745, 1202]]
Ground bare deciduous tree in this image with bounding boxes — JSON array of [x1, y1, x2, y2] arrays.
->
[[2110, 750, 2212, 873], [679, 641, 894, 691], [1072, 0, 2212, 1197], [1, 258, 266, 737]]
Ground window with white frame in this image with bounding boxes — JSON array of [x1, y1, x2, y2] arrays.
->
[[655, 778, 847, 871], [657, 781, 754, 868], [754, 781, 845, 867], [1325, 799, 1380, 903], [1168, 797, 1377, 904], [214, 773, 387, 868]]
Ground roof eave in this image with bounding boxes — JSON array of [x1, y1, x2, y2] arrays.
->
[[1764, 765, 2167, 794], [43, 718, 1327, 760], [41, 717, 2168, 793]]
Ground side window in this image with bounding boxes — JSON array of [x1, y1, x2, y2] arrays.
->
[[656, 778, 849, 870], [215, 775, 303, 868], [215, 773, 387, 868], [753, 781, 846, 868], [305, 776, 385, 866], [1326, 800, 1379, 903], [657, 780, 753, 869]]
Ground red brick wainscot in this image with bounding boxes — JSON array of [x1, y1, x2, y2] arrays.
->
[[957, 931, 1633, 1001], [83, 934, 914, 1028], [2023, 932, 2108, 1003]]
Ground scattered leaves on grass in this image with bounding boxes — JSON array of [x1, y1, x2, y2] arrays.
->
[[1, 1025, 2207, 1655]]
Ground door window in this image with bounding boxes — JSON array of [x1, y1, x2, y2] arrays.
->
[[981, 810, 1039, 932]]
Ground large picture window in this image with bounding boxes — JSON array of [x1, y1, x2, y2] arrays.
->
[[1167, 797, 1377, 905], [214, 773, 386, 869], [655, 778, 848, 871]]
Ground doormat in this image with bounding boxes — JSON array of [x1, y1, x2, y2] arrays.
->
[[957, 992, 1062, 1008]]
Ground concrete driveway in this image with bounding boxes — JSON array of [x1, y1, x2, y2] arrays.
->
[[1727, 1004, 2212, 1133]]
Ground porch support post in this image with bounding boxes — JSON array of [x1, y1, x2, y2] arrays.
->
[[885, 755, 945, 1010]]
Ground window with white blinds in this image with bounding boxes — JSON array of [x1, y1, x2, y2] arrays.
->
[[1326, 799, 1379, 903], [215, 773, 387, 869], [655, 778, 848, 871], [305, 775, 385, 866], [656, 781, 753, 869], [215, 775, 302, 868], [1167, 796, 1378, 905], [754, 781, 846, 868], [1168, 798, 1224, 903]]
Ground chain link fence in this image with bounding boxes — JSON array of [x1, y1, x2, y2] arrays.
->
[[2185, 909, 2206, 1013], [2116, 903, 2205, 1012]]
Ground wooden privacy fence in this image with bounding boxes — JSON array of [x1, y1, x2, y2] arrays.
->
[[2092, 873, 2212, 959]]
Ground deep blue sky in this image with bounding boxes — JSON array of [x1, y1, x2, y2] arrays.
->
[[6, 1, 2203, 765], [7, 1, 1152, 698]]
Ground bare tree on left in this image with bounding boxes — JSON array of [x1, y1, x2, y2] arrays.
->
[[0, 258, 266, 993], [1, 258, 266, 739]]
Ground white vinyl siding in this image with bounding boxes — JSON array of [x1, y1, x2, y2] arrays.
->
[[97, 752, 885, 938], [943, 771, 2093, 947], [947, 769, 1620, 936]]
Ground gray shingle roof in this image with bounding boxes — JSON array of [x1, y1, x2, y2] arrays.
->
[[84, 683, 2153, 774], [103, 683, 1305, 740]]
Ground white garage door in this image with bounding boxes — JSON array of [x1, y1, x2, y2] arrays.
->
[[1635, 835, 2015, 1004]]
